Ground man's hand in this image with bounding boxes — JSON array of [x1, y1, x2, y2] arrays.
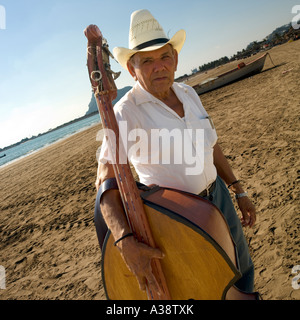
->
[[117, 236, 165, 294], [237, 196, 256, 228]]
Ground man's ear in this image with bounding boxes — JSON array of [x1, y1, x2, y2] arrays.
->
[[127, 60, 137, 81], [174, 49, 179, 72]]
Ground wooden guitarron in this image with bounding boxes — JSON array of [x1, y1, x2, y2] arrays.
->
[[84, 25, 259, 300]]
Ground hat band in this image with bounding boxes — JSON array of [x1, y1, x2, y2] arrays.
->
[[132, 38, 169, 51]]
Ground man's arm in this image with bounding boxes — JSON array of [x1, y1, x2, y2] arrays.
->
[[96, 162, 131, 240], [213, 143, 256, 228], [96, 162, 164, 293]]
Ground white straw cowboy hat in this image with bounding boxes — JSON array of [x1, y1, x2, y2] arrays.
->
[[113, 9, 186, 70]]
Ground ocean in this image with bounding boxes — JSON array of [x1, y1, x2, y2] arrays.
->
[[0, 113, 100, 168]]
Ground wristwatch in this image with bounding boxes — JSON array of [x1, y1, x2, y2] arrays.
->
[[235, 192, 248, 199]]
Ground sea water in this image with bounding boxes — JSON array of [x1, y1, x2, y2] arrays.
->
[[0, 114, 100, 168]]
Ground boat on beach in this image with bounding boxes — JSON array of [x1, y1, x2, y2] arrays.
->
[[188, 53, 269, 95]]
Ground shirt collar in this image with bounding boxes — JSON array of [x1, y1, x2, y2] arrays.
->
[[134, 81, 187, 106], [134, 82, 154, 105]]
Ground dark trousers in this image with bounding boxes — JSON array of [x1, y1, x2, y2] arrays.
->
[[201, 176, 254, 293]]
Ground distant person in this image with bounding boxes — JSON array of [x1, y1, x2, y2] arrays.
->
[[94, 9, 256, 294]]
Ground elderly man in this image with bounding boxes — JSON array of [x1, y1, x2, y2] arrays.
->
[[94, 9, 256, 295]]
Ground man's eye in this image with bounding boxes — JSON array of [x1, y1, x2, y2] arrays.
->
[[143, 59, 152, 64], [162, 55, 170, 59]]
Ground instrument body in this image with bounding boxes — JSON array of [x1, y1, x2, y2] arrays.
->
[[102, 185, 241, 300]]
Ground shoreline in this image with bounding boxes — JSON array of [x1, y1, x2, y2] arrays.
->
[[0, 111, 99, 154], [0, 120, 100, 171]]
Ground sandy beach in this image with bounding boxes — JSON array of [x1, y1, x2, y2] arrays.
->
[[0, 40, 299, 300]]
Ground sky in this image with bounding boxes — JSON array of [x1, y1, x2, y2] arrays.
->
[[0, 0, 298, 148]]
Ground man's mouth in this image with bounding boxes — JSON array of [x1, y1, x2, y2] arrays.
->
[[153, 76, 168, 82]]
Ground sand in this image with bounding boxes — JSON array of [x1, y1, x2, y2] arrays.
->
[[0, 40, 299, 300]]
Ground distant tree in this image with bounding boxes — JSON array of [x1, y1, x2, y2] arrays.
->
[[198, 56, 229, 72]]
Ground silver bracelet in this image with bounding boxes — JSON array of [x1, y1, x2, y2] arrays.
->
[[235, 192, 248, 199]]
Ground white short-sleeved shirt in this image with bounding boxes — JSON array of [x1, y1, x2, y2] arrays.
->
[[99, 81, 218, 194]]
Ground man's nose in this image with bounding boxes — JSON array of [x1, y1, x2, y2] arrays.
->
[[153, 59, 166, 72]]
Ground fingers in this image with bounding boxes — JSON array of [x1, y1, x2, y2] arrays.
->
[[138, 246, 164, 293], [241, 209, 256, 228], [238, 197, 257, 228], [145, 246, 165, 260], [130, 244, 165, 294], [249, 209, 256, 227], [136, 263, 163, 295], [119, 237, 166, 295], [147, 275, 162, 296], [136, 274, 147, 292]]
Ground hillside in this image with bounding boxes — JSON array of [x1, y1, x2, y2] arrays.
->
[[85, 86, 132, 116]]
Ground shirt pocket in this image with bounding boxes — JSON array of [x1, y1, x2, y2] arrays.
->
[[190, 116, 218, 148]]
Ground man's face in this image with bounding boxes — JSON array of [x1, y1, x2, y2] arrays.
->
[[127, 45, 178, 99]]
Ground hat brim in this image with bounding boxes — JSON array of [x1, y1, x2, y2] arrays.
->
[[113, 29, 186, 71]]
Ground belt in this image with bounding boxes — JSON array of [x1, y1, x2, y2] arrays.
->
[[199, 180, 216, 197]]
